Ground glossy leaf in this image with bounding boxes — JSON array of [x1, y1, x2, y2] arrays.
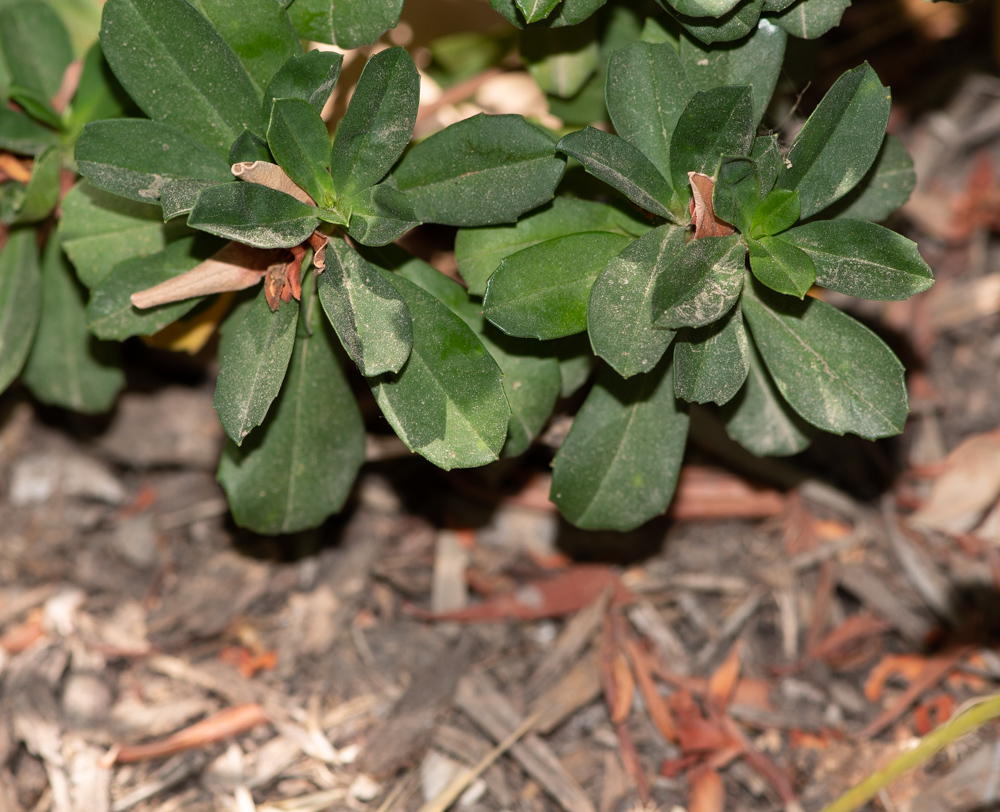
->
[[772, 0, 851, 38], [0, 1, 73, 104], [0, 228, 41, 392], [370, 271, 509, 470], [749, 188, 800, 237], [780, 219, 934, 300], [100, 0, 262, 157], [86, 236, 218, 339], [720, 338, 812, 455], [230, 130, 272, 165], [673, 304, 749, 404], [343, 183, 420, 247], [550, 357, 689, 531], [0, 110, 58, 156], [668, 0, 743, 15], [545, 0, 609, 27], [484, 232, 633, 340], [521, 22, 599, 99], [214, 285, 298, 444], [741, 280, 908, 439], [76, 119, 233, 205], [455, 197, 651, 296], [606, 41, 693, 179], [817, 134, 916, 222], [669, 86, 754, 205], [516, 0, 561, 23], [329, 47, 419, 197], [10, 146, 61, 225], [778, 63, 891, 219], [317, 237, 412, 376], [747, 234, 815, 297], [713, 156, 760, 234], [267, 97, 336, 207], [263, 49, 342, 120], [751, 134, 782, 194], [287, 0, 403, 49], [588, 224, 687, 377], [22, 239, 124, 413], [218, 291, 365, 534], [393, 114, 565, 227], [558, 127, 678, 219], [188, 183, 319, 248], [652, 234, 745, 328], [673, 0, 765, 45]]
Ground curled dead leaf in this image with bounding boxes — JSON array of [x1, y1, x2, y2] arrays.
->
[[689, 172, 734, 239], [232, 161, 315, 205]]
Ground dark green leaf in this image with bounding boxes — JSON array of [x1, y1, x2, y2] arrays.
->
[[187, 0, 300, 98], [9, 146, 61, 225], [521, 21, 599, 99], [484, 232, 633, 339], [160, 179, 226, 220], [547, 0, 609, 27], [720, 337, 812, 455], [370, 271, 509, 469], [230, 130, 272, 165], [548, 70, 607, 127], [60, 181, 192, 288], [287, 0, 403, 49], [555, 334, 594, 396], [652, 234, 745, 328], [668, 0, 744, 16], [0, 228, 41, 392], [188, 182, 320, 248], [606, 41, 693, 180], [76, 119, 233, 205], [749, 188, 800, 237], [218, 290, 365, 534], [22, 238, 124, 413], [816, 134, 915, 222], [329, 47, 419, 197], [267, 97, 336, 207], [263, 49, 342, 121], [343, 183, 420, 247], [550, 357, 689, 531], [672, 0, 765, 44], [751, 134, 782, 194], [741, 280, 908, 439], [9, 86, 61, 130], [772, 0, 851, 38], [86, 235, 218, 339], [317, 236, 412, 376], [100, 0, 262, 156], [673, 304, 749, 404], [748, 234, 815, 297], [713, 156, 760, 234], [0, 110, 57, 156], [670, 85, 754, 204], [778, 63, 891, 219], [393, 113, 566, 227], [65, 42, 130, 142], [0, 1, 73, 103], [558, 127, 678, 219], [214, 285, 298, 444], [780, 219, 934, 300], [588, 224, 686, 377], [516, 0, 561, 23]]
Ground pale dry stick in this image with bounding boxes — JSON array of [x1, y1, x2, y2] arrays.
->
[[416, 711, 541, 812]]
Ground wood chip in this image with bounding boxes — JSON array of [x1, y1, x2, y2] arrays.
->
[[530, 648, 603, 735]]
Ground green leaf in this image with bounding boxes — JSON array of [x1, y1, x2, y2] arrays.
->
[[749, 188, 800, 237], [0, 228, 41, 392], [287, 0, 403, 49], [713, 156, 760, 234], [218, 291, 365, 534], [21, 238, 124, 413], [9, 86, 61, 130], [100, 0, 262, 157], [550, 356, 689, 531], [679, 18, 786, 125], [0, 1, 73, 104], [751, 134, 782, 194], [606, 41, 693, 180], [779, 219, 934, 300], [720, 337, 812, 455], [772, 0, 851, 38], [546, 0, 609, 27], [548, 70, 607, 127], [0, 110, 58, 156], [652, 234, 745, 328], [187, 0, 300, 99], [263, 49, 342, 121], [747, 234, 815, 297], [521, 21, 599, 100], [9, 146, 61, 225], [370, 271, 509, 470], [76, 119, 233, 205], [60, 181, 191, 288], [267, 97, 336, 207], [329, 47, 419, 197], [668, 0, 744, 16], [741, 280, 908, 439], [673, 304, 749, 404], [516, 0, 561, 23], [555, 334, 594, 396], [778, 63, 891, 219], [317, 236, 412, 376], [213, 285, 298, 444], [672, 0, 765, 45], [188, 183, 319, 248], [588, 224, 686, 377], [455, 197, 651, 296], [484, 232, 633, 340], [230, 130, 272, 165], [558, 127, 678, 219], [393, 113, 566, 227], [670, 85, 754, 204], [817, 134, 916, 222], [86, 235, 219, 339], [45, 0, 103, 59], [160, 179, 226, 220], [64, 41, 129, 141], [343, 183, 420, 247]]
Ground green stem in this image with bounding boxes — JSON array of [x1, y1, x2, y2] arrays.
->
[[820, 691, 1000, 812]]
